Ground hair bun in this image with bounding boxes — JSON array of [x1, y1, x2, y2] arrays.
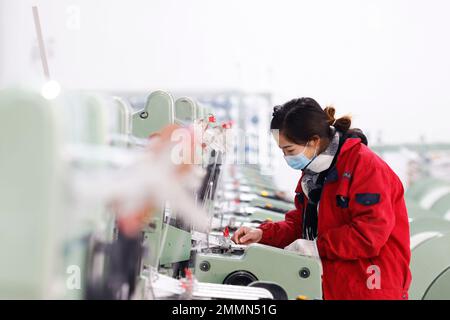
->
[[324, 105, 352, 132], [324, 105, 336, 125], [272, 106, 282, 117]]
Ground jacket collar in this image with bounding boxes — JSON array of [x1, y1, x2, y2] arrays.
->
[[339, 137, 361, 155], [296, 137, 362, 193]]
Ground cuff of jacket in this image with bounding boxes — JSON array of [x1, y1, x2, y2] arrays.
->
[[257, 222, 273, 245]]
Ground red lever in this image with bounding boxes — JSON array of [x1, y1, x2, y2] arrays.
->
[[223, 226, 230, 238], [185, 268, 193, 280]]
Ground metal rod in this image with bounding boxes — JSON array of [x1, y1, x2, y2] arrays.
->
[[32, 6, 50, 80]]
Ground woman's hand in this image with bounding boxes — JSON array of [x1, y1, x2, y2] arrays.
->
[[231, 227, 263, 245]]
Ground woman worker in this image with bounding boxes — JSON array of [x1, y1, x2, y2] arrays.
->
[[231, 98, 411, 300]]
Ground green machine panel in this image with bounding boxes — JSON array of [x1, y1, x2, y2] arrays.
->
[[406, 201, 439, 220], [423, 267, 450, 300], [409, 233, 450, 299], [410, 216, 450, 237], [132, 90, 174, 138], [194, 243, 322, 300], [406, 178, 449, 201], [175, 97, 197, 125], [135, 92, 195, 272], [246, 208, 285, 223], [431, 193, 450, 219], [0, 89, 62, 299]]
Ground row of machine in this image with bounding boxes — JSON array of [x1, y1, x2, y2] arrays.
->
[[0, 87, 449, 300], [405, 178, 450, 299]]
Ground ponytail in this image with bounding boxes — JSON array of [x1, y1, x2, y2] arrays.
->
[[324, 105, 352, 133]]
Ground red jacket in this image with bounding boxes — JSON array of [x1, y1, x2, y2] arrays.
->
[[258, 137, 411, 300]]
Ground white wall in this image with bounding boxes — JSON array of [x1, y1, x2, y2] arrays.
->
[[0, 0, 4, 84], [1, 0, 450, 145]]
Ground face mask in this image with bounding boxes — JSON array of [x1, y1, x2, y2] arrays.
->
[[284, 143, 317, 170], [306, 153, 334, 173], [306, 128, 340, 173]]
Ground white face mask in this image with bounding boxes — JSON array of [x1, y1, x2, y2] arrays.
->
[[305, 153, 334, 173], [303, 127, 340, 173], [285, 128, 340, 173]]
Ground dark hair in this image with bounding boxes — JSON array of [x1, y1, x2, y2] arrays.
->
[[270, 97, 352, 144]]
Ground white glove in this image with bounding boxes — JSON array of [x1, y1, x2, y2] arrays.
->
[[284, 239, 320, 259]]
